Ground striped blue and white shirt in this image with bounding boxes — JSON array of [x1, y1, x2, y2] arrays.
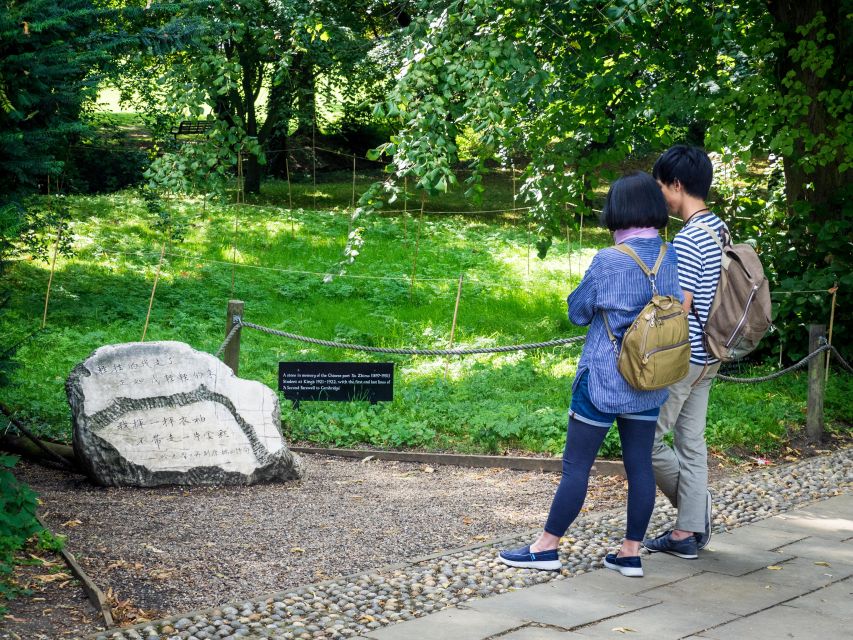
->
[[672, 212, 728, 365], [567, 237, 683, 414]]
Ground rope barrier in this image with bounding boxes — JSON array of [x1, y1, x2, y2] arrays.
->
[[716, 344, 832, 383], [231, 318, 587, 356], [829, 345, 853, 374], [215, 320, 242, 358], [215, 318, 852, 383]]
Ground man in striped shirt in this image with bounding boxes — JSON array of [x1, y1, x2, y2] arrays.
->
[[644, 146, 728, 560]]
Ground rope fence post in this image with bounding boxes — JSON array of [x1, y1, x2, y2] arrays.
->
[[825, 284, 837, 383], [444, 274, 464, 381], [224, 300, 244, 374], [312, 123, 317, 210], [807, 324, 826, 443]]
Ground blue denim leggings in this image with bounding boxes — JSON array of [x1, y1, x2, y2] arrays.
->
[[544, 415, 657, 542]]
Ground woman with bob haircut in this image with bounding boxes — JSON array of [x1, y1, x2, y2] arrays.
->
[[498, 171, 681, 578]]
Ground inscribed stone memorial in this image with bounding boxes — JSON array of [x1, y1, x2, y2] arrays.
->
[[67, 341, 303, 486]]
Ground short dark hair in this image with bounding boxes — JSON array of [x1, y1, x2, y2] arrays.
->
[[600, 171, 669, 231], [652, 145, 713, 199]]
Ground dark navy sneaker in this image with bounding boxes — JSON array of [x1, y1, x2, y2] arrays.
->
[[498, 545, 561, 570], [695, 489, 713, 550], [643, 530, 699, 559], [604, 553, 643, 577]]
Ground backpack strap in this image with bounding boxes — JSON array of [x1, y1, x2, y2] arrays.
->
[[614, 243, 667, 294], [600, 243, 668, 354], [692, 220, 732, 269]]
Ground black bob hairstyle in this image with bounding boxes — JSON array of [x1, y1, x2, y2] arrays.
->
[[600, 171, 669, 231], [652, 144, 713, 200]]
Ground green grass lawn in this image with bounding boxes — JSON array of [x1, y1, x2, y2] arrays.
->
[[1, 181, 849, 458]]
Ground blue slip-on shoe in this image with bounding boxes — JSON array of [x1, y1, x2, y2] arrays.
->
[[643, 530, 698, 559], [695, 489, 713, 550], [603, 553, 643, 577], [498, 545, 561, 571]]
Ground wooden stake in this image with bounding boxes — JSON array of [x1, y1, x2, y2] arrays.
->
[[579, 210, 584, 254], [351, 154, 357, 210], [403, 176, 409, 240], [236, 149, 244, 204], [41, 176, 57, 329], [141, 240, 167, 342], [567, 225, 572, 284], [285, 155, 293, 210], [825, 284, 838, 383], [312, 123, 317, 210], [409, 193, 425, 299], [444, 274, 464, 381]]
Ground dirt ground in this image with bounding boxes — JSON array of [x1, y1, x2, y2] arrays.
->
[[0, 449, 761, 640]]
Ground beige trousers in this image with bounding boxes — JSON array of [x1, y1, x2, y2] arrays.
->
[[651, 361, 720, 533]]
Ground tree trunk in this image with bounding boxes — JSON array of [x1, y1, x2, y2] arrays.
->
[[239, 47, 262, 194], [768, 0, 849, 220], [293, 54, 317, 139], [261, 77, 296, 178]]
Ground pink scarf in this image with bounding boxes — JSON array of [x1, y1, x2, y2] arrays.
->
[[613, 227, 659, 244]]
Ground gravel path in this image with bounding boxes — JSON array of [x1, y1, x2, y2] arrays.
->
[[16, 454, 628, 623], [76, 446, 850, 640], [12, 448, 849, 640]]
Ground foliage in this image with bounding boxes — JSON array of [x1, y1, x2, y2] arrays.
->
[[0, 186, 848, 459], [0, 455, 44, 612], [124, 0, 411, 195], [0, 0, 97, 268], [354, 0, 851, 361]]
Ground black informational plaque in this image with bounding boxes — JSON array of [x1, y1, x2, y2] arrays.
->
[[278, 362, 394, 404]]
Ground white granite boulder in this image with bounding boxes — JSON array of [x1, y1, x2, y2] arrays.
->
[[67, 341, 303, 486]]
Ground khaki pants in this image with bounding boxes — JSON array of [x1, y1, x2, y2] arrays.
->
[[651, 361, 720, 533]]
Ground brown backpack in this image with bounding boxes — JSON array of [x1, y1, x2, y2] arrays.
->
[[693, 222, 773, 362], [602, 244, 691, 391]]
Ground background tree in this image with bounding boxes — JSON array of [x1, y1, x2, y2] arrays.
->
[[133, 0, 411, 194], [355, 0, 851, 360], [0, 0, 100, 268]]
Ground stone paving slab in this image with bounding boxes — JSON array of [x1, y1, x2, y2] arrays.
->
[[784, 577, 853, 621], [748, 504, 853, 542], [465, 579, 660, 629], [750, 555, 853, 591], [639, 569, 806, 616], [710, 523, 809, 550], [775, 536, 853, 564], [363, 607, 524, 640], [573, 600, 737, 639], [679, 539, 794, 576], [560, 553, 702, 595], [687, 603, 852, 640], [498, 626, 588, 639]]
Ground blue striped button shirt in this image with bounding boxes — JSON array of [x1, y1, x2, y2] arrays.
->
[[672, 212, 728, 364], [567, 237, 683, 414]]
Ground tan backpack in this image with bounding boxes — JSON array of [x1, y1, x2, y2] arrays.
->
[[693, 222, 773, 362], [602, 244, 691, 391]]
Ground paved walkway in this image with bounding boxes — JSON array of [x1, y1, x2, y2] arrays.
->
[[361, 493, 853, 640]]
